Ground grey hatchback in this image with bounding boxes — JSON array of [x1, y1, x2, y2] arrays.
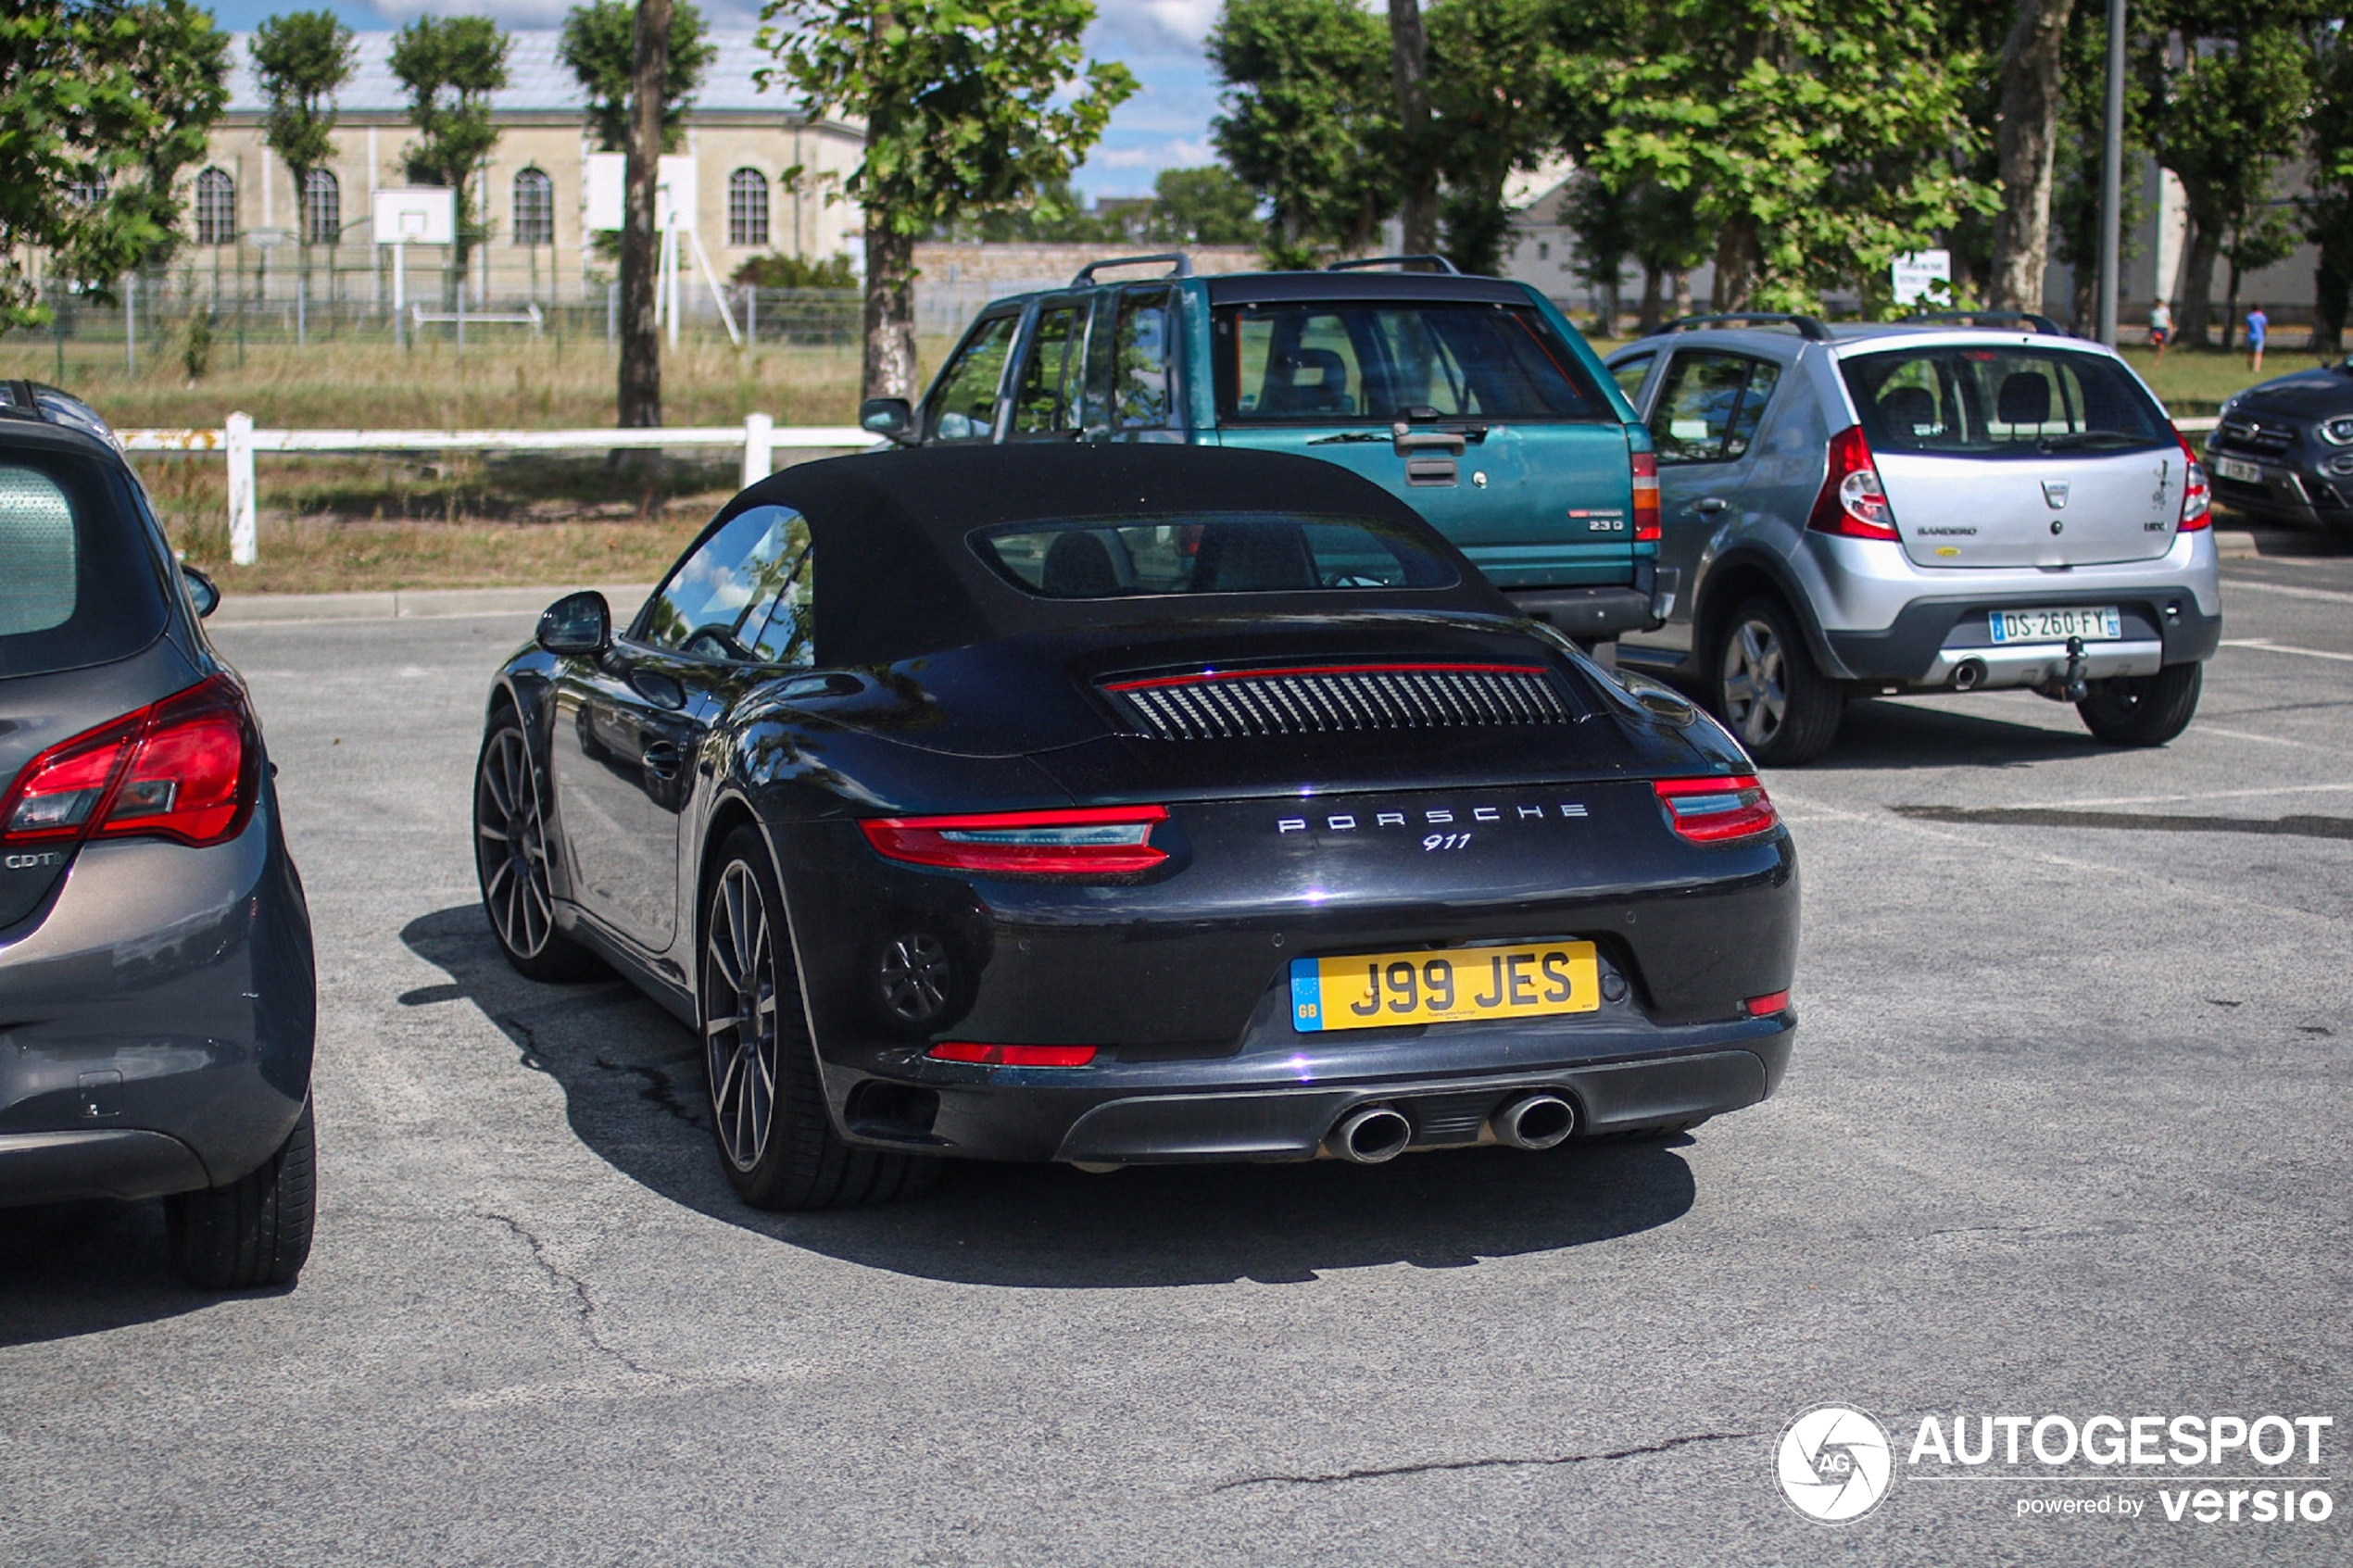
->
[[0, 383, 317, 1288]]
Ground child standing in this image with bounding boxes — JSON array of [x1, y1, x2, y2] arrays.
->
[[2149, 298, 2172, 366], [2246, 303, 2268, 372]]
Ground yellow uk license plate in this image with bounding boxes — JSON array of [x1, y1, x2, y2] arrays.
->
[[1289, 942, 1601, 1033]]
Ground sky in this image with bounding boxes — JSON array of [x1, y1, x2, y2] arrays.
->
[[199, 0, 1223, 200]]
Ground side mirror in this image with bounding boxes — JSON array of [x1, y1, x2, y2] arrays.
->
[[536, 590, 611, 657], [860, 396, 917, 445], [180, 563, 220, 619]]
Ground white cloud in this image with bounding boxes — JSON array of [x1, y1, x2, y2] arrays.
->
[[1098, 137, 1213, 169], [1090, 0, 1221, 50]]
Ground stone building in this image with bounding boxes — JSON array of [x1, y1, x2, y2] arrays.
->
[[178, 29, 863, 306]]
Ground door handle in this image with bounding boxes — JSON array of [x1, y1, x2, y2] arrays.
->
[[642, 741, 684, 780], [1690, 496, 1729, 514]]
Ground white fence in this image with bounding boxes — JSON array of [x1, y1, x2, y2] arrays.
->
[[121, 414, 871, 565]]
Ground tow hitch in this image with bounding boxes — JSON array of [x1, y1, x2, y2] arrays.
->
[[2033, 635, 2091, 703]]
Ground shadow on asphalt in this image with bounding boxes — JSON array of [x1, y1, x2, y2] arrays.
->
[[400, 904, 1700, 1288], [1813, 696, 2110, 770], [0, 1200, 232, 1347]]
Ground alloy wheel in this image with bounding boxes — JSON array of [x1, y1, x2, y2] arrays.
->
[[1719, 617, 1789, 748], [704, 860, 780, 1173], [476, 728, 556, 959]]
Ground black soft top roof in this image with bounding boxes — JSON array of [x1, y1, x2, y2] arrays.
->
[[703, 444, 1511, 667]]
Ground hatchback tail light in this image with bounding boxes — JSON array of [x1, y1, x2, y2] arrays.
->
[[2174, 427, 2211, 531], [1807, 425, 1900, 540], [860, 804, 1169, 876], [1630, 450, 1662, 541], [0, 674, 259, 850], [1654, 775, 1779, 845]]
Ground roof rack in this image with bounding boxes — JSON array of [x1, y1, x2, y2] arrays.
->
[[1906, 308, 2065, 335], [1327, 255, 1462, 275], [1070, 252, 1194, 285], [1660, 312, 1832, 342]]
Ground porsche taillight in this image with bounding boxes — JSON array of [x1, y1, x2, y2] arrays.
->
[[0, 674, 259, 851], [1630, 450, 1661, 541], [1807, 425, 1900, 540], [1654, 775, 1779, 845], [2174, 427, 2211, 531], [860, 805, 1169, 876]]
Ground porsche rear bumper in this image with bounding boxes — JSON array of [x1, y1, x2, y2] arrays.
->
[[828, 1005, 1793, 1163]]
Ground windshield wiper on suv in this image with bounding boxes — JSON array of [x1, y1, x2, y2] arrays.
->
[[2034, 432, 2146, 452]]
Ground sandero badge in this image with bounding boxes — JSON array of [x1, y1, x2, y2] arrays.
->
[[472, 444, 1800, 1210]]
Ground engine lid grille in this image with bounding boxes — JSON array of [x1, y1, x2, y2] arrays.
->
[[1101, 661, 1572, 740]]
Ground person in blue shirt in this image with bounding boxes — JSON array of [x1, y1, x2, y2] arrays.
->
[[2246, 303, 2268, 371]]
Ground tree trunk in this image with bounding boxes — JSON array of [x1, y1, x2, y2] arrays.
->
[[2177, 214, 2220, 348], [2221, 256, 2240, 354], [2070, 264, 2096, 337], [617, 0, 670, 430], [2316, 250, 2350, 358], [1387, 0, 1437, 255], [862, 220, 917, 402], [1638, 262, 1664, 334], [1988, 0, 2074, 313], [1672, 270, 1692, 319], [1714, 220, 1759, 313]]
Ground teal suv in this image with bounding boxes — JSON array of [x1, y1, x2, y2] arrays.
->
[[860, 255, 1665, 643]]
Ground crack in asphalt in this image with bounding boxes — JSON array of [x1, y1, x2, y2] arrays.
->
[[1894, 804, 2353, 840], [499, 1013, 547, 1073], [478, 1210, 670, 1382], [1208, 1427, 1771, 1494], [597, 1057, 705, 1128]]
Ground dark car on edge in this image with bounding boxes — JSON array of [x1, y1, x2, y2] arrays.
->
[[473, 445, 1797, 1209], [0, 382, 317, 1287], [2203, 356, 2353, 531]]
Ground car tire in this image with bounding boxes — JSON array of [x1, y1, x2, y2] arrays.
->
[[475, 713, 605, 982], [701, 826, 937, 1210], [2076, 662, 2202, 746], [1711, 596, 1844, 765], [167, 1096, 316, 1289]]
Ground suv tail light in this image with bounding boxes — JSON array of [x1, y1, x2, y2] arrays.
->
[[1654, 775, 1779, 845], [861, 805, 1169, 876], [0, 674, 260, 851], [1807, 425, 1900, 540], [1630, 450, 1661, 541], [2174, 427, 2210, 531]]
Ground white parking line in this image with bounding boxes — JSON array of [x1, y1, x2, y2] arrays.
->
[[2220, 638, 2353, 663], [2222, 578, 2353, 606]]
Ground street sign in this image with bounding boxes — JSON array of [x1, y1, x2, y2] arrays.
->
[[1891, 250, 1952, 307], [585, 154, 697, 232], [371, 187, 456, 246]]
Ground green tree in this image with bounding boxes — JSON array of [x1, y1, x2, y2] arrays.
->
[[0, 0, 229, 327], [1579, 0, 1991, 314], [2143, 10, 2312, 347], [389, 13, 510, 295], [758, 0, 1135, 401], [2304, 18, 2353, 353], [559, 0, 716, 153], [250, 11, 355, 251], [1426, 0, 1563, 276], [1147, 166, 1260, 244], [1209, 0, 1395, 266]]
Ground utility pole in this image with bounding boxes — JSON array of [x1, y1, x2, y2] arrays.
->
[[2096, 0, 2124, 347]]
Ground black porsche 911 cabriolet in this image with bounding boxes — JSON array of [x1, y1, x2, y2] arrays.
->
[[472, 445, 1798, 1209]]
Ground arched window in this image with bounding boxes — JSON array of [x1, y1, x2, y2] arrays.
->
[[512, 167, 553, 246], [195, 168, 235, 245], [68, 171, 109, 209], [728, 168, 769, 248], [303, 169, 340, 245]]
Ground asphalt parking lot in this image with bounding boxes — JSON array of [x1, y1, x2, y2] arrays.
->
[[5, 548, 2349, 1566]]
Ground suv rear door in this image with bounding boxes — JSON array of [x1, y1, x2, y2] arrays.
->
[[1208, 295, 1636, 593], [1841, 342, 2183, 568]]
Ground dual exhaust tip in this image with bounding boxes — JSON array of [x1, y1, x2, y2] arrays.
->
[[1325, 1092, 1577, 1164]]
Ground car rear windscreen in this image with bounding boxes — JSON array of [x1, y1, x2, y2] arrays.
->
[[0, 447, 169, 679], [973, 512, 1460, 598], [1213, 303, 1609, 424], [1842, 345, 2171, 458]]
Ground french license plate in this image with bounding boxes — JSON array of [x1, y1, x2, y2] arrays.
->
[[1290, 942, 1601, 1033], [1989, 606, 2122, 645], [2213, 455, 2264, 484]]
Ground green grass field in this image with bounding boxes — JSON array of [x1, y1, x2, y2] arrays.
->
[[0, 327, 2323, 593]]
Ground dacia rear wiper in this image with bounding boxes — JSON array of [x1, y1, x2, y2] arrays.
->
[[2034, 432, 2144, 452]]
